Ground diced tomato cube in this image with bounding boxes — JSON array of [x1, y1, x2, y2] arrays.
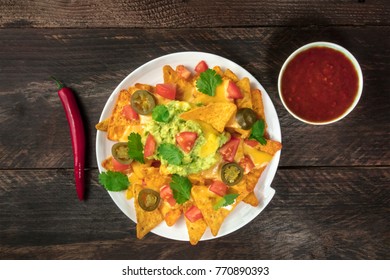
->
[[144, 133, 156, 158], [156, 84, 176, 100], [176, 131, 198, 153], [209, 180, 229, 197], [219, 137, 240, 162], [227, 81, 243, 99], [195, 60, 208, 74], [176, 65, 191, 80], [112, 157, 130, 172], [239, 155, 255, 174], [160, 185, 176, 206], [156, 83, 176, 100], [122, 104, 139, 120], [244, 139, 259, 147], [185, 205, 203, 223]]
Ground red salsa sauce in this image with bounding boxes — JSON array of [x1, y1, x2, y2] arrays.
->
[[281, 47, 359, 123]]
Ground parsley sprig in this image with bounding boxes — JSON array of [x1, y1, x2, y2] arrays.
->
[[213, 193, 239, 210], [127, 132, 145, 163], [158, 143, 183, 166], [170, 174, 192, 204], [99, 171, 129, 192], [249, 119, 267, 145], [152, 105, 170, 123], [196, 69, 223, 96]]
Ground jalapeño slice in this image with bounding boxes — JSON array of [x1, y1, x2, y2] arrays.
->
[[111, 142, 132, 164], [138, 189, 161, 211], [131, 90, 156, 115], [236, 108, 257, 130], [221, 162, 244, 186]]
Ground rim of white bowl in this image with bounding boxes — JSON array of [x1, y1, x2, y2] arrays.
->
[[278, 41, 363, 125]]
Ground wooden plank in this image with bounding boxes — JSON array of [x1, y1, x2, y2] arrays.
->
[[0, 0, 389, 28], [0, 168, 388, 259], [0, 27, 389, 169]]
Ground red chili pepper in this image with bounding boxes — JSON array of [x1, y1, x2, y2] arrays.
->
[[52, 77, 85, 201]]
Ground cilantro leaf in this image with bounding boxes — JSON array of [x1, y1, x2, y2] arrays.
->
[[128, 132, 144, 163], [99, 171, 129, 192], [196, 69, 223, 96], [249, 119, 267, 145], [170, 174, 192, 204], [158, 143, 183, 166], [152, 105, 170, 123], [213, 193, 239, 210]]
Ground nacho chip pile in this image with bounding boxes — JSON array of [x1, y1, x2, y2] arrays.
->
[[97, 61, 281, 245]]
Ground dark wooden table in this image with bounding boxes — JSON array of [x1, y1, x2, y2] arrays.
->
[[0, 0, 389, 260]]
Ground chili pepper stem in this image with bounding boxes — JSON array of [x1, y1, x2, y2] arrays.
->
[[51, 76, 65, 90]]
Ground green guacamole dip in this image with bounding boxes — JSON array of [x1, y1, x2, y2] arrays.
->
[[144, 101, 226, 176]]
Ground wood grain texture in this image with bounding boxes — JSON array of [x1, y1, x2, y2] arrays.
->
[[0, 168, 388, 259], [0, 27, 389, 169], [0, 0, 389, 261], [0, 0, 389, 28]]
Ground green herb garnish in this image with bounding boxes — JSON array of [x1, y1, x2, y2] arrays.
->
[[196, 69, 223, 96], [127, 132, 145, 163], [170, 174, 192, 204], [152, 105, 170, 123], [99, 171, 129, 192], [249, 119, 267, 145], [213, 193, 239, 210], [158, 143, 184, 166]]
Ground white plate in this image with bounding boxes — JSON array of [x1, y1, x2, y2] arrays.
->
[[96, 51, 282, 241]]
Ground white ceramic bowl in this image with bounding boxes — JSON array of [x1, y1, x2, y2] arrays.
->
[[278, 42, 363, 125]]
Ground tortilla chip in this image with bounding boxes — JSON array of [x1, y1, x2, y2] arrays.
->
[[130, 161, 170, 192], [223, 68, 239, 82], [133, 184, 163, 239], [191, 79, 233, 105], [134, 83, 155, 93], [180, 102, 237, 132], [229, 177, 250, 204], [163, 65, 194, 102], [131, 161, 149, 178], [128, 172, 142, 185], [165, 207, 182, 226], [142, 167, 170, 192], [188, 174, 206, 185], [107, 88, 143, 141], [198, 161, 221, 181], [183, 202, 208, 245], [235, 78, 252, 109], [175, 65, 193, 81], [225, 126, 251, 139], [251, 89, 265, 121], [245, 167, 266, 192], [257, 140, 282, 156], [124, 173, 141, 200], [191, 185, 230, 236], [234, 139, 245, 162], [213, 66, 223, 76], [225, 111, 251, 138], [247, 139, 282, 156], [160, 202, 182, 227], [125, 188, 133, 200], [225, 78, 256, 138], [95, 118, 110, 131], [243, 192, 259, 206], [102, 156, 114, 171]]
